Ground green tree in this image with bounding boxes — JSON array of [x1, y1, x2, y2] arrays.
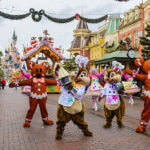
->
[[0, 68, 4, 78], [0, 51, 4, 78], [0, 51, 3, 66], [140, 25, 150, 60], [62, 58, 76, 72]]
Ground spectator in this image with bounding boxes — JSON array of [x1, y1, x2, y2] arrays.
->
[[1, 79, 6, 90], [0, 79, 1, 90]]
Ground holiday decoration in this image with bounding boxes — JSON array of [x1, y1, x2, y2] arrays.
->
[[140, 25, 150, 60], [22, 30, 64, 93], [0, 9, 108, 23]]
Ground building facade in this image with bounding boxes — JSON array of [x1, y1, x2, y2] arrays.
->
[[89, 34, 105, 71], [67, 19, 91, 59], [143, 0, 150, 25], [118, 4, 145, 55]]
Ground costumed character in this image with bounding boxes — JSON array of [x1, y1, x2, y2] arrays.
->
[[125, 57, 150, 133], [85, 67, 106, 111], [99, 61, 126, 128], [55, 55, 93, 140], [122, 69, 140, 105], [9, 61, 57, 127]]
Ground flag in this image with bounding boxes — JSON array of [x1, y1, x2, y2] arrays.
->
[[22, 64, 26, 71]]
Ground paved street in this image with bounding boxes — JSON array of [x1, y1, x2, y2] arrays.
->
[[0, 87, 150, 150]]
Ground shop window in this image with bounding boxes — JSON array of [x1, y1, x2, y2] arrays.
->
[[134, 32, 138, 47], [138, 31, 142, 46]]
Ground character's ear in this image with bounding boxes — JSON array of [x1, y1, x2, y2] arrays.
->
[[70, 73, 76, 81], [42, 62, 50, 70], [27, 61, 36, 70], [86, 62, 90, 72], [134, 57, 144, 67]]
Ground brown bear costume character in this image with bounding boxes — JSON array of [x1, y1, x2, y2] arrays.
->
[[99, 61, 126, 128], [125, 57, 150, 133], [55, 55, 93, 140], [9, 61, 57, 127]]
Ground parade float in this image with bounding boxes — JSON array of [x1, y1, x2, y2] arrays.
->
[[21, 30, 65, 93]]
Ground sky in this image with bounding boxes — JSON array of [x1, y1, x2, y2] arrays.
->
[[0, 0, 147, 58]]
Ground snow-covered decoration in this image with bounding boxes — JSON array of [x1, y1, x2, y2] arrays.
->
[[22, 35, 65, 61], [27, 39, 38, 52], [48, 40, 53, 47], [55, 48, 61, 54], [31, 40, 38, 48]]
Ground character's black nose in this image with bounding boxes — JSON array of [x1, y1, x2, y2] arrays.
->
[[37, 74, 41, 78]]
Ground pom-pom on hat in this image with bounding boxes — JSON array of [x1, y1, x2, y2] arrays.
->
[[111, 61, 125, 72], [75, 55, 89, 68]]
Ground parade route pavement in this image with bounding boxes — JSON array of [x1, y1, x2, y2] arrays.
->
[[0, 87, 150, 150]]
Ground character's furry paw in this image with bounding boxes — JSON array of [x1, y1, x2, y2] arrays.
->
[[55, 134, 62, 140], [44, 120, 54, 125], [103, 122, 111, 128], [136, 125, 146, 133], [117, 122, 123, 128], [83, 129, 93, 137], [23, 121, 30, 127], [9, 82, 15, 88]]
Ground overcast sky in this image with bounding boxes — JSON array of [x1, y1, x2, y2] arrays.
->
[[0, 0, 146, 58]]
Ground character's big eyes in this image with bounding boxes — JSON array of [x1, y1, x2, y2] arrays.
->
[[111, 73, 115, 77], [40, 68, 42, 73], [80, 71, 87, 77], [36, 68, 38, 73]]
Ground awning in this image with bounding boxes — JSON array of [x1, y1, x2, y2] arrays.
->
[[95, 51, 140, 65]]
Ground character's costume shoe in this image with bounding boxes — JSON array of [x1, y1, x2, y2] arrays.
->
[[55, 133, 62, 140], [83, 129, 93, 136], [43, 120, 54, 125], [23, 121, 30, 127], [129, 99, 134, 105], [94, 103, 98, 111], [136, 125, 146, 133], [117, 122, 123, 128], [103, 122, 111, 128]]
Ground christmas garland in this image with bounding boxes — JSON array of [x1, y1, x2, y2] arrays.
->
[[0, 10, 31, 20], [79, 15, 108, 24], [0, 8, 108, 23], [44, 13, 75, 23]]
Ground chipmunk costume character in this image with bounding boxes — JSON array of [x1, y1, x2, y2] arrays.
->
[[125, 57, 150, 133], [99, 61, 126, 128], [55, 55, 93, 140], [9, 61, 57, 127]]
